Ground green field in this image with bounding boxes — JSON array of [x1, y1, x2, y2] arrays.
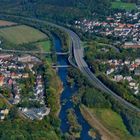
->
[[87, 107, 139, 140], [36, 41, 51, 52], [0, 25, 47, 44], [112, 1, 136, 11]]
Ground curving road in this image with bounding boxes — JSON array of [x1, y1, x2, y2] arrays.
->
[[66, 29, 140, 113], [0, 15, 140, 113]]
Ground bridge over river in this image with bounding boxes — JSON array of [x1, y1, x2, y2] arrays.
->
[[0, 49, 69, 55]]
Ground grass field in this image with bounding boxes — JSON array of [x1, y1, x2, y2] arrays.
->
[[112, 1, 136, 11], [90, 108, 128, 136], [80, 105, 140, 140], [81, 105, 139, 140], [36, 40, 51, 52], [0, 25, 47, 44]]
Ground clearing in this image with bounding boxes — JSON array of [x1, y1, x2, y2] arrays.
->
[[0, 25, 47, 44], [112, 1, 136, 11]]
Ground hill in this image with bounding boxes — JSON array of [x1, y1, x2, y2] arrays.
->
[[0, 0, 111, 22], [1, 0, 138, 22]]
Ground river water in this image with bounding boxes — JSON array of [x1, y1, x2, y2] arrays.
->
[[53, 35, 93, 140]]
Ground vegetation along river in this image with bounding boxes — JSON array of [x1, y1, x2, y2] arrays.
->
[[53, 34, 94, 140]]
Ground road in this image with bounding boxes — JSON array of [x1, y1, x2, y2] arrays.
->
[[0, 49, 69, 55], [66, 29, 140, 113], [0, 15, 140, 113]]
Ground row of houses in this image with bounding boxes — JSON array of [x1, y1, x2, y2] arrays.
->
[[74, 11, 140, 47], [106, 58, 140, 74], [103, 58, 140, 95], [20, 74, 50, 120], [0, 53, 50, 120]]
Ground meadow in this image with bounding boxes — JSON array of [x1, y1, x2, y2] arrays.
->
[[36, 40, 51, 52], [112, 1, 136, 11], [89, 107, 140, 140], [0, 25, 47, 44]]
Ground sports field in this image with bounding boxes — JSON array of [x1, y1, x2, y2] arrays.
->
[[0, 25, 47, 44], [112, 1, 136, 11]]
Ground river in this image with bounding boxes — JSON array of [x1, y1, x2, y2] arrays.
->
[[53, 35, 94, 140]]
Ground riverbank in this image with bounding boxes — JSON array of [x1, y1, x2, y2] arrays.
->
[[56, 87, 64, 117], [80, 105, 139, 140], [80, 105, 119, 140], [49, 66, 63, 117], [53, 34, 92, 139]]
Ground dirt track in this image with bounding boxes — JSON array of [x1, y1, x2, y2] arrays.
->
[[0, 20, 16, 26]]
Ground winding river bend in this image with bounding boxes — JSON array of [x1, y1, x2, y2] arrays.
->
[[53, 35, 93, 140]]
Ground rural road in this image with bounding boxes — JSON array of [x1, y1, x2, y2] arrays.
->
[[0, 49, 68, 55]]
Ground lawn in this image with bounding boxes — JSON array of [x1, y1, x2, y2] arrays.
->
[[36, 40, 51, 52], [112, 1, 136, 11], [0, 25, 47, 44], [35, 40, 52, 64]]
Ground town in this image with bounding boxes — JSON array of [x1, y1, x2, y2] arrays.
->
[[102, 58, 140, 95], [0, 53, 50, 120], [74, 11, 140, 48], [74, 10, 140, 97]]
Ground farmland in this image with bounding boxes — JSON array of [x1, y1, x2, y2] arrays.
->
[[0, 20, 16, 27], [80, 105, 139, 140], [111, 1, 137, 11], [36, 40, 51, 52], [0, 25, 47, 44]]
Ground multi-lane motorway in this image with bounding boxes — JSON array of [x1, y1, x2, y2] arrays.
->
[[66, 29, 140, 113]]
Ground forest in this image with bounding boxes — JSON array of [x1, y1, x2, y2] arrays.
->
[[0, 0, 138, 23], [0, 0, 112, 22]]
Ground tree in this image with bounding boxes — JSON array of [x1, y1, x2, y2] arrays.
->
[[82, 87, 111, 108]]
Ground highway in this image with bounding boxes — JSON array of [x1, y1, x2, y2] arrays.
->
[[0, 15, 140, 113], [66, 29, 140, 113], [0, 49, 69, 55]]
